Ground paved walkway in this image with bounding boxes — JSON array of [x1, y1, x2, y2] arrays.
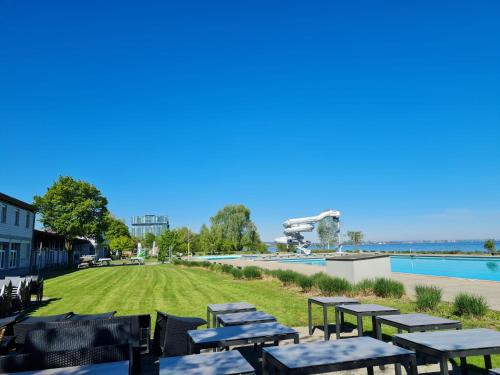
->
[[214, 259, 500, 310]]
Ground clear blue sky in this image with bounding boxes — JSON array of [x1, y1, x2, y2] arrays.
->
[[1, 1, 499, 241]]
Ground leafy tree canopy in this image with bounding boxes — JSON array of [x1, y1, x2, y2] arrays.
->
[[109, 236, 136, 254], [484, 239, 496, 254], [157, 229, 184, 262], [210, 204, 263, 252], [143, 233, 156, 249], [317, 217, 339, 250], [347, 231, 364, 246], [34, 176, 108, 264], [105, 214, 130, 241]]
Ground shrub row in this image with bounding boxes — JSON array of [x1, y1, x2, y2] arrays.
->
[[171, 259, 490, 318]]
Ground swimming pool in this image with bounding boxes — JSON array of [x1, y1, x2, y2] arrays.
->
[[275, 256, 500, 281]]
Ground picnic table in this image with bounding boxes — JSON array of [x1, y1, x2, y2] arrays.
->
[[375, 313, 461, 340], [262, 336, 417, 375], [335, 304, 399, 339], [217, 311, 276, 327], [206, 302, 256, 328], [187, 322, 299, 354], [7, 360, 129, 375], [393, 328, 500, 375], [160, 350, 255, 375], [307, 296, 359, 340]]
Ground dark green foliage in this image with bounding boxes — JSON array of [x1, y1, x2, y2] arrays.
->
[[275, 270, 302, 286], [231, 267, 244, 279], [317, 276, 352, 295], [297, 275, 313, 292], [453, 293, 488, 317], [354, 279, 375, 295], [242, 266, 262, 279], [372, 278, 405, 298], [220, 264, 234, 274], [415, 285, 442, 311], [310, 272, 330, 287]]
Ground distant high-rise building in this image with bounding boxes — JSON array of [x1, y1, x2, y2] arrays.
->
[[130, 215, 169, 238]]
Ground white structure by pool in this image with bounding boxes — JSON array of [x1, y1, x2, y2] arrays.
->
[[325, 254, 391, 283]]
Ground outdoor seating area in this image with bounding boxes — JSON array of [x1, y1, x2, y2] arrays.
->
[[0, 276, 44, 319], [0, 299, 498, 374]]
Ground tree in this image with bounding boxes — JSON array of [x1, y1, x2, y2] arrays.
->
[[210, 204, 263, 252], [484, 239, 496, 255], [317, 217, 339, 250], [105, 214, 130, 240], [109, 236, 136, 255], [34, 176, 108, 266], [199, 224, 222, 255], [347, 231, 364, 249], [143, 233, 156, 249], [157, 229, 184, 262]]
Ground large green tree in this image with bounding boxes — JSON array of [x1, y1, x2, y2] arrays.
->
[[109, 236, 136, 255], [210, 204, 263, 253], [34, 176, 108, 266], [317, 217, 339, 250], [199, 224, 222, 255], [105, 214, 130, 240], [157, 229, 184, 262]]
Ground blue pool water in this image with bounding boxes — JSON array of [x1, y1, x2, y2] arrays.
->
[[275, 256, 500, 281]]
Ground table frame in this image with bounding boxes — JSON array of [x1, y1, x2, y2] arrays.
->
[[393, 333, 500, 375], [188, 327, 300, 354], [376, 314, 462, 341], [206, 303, 256, 328], [307, 297, 359, 340], [217, 311, 276, 327], [262, 343, 417, 375], [335, 304, 399, 340]]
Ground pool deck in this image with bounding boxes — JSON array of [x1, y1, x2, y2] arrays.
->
[[213, 258, 500, 311]]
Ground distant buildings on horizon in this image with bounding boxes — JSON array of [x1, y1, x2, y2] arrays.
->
[[130, 214, 169, 238]]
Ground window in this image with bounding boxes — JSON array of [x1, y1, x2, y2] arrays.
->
[[9, 243, 19, 268], [0, 204, 6, 223], [0, 242, 7, 269], [15, 210, 20, 226], [26, 213, 31, 228]]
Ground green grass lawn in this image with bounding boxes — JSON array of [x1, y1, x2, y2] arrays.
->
[[34, 264, 499, 369]]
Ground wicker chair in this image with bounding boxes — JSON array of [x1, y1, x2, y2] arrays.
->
[[0, 322, 134, 373], [0, 344, 131, 373], [152, 311, 206, 357], [13, 312, 73, 345], [68, 311, 116, 321]]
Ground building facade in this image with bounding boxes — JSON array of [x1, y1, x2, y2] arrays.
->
[[130, 215, 169, 238], [31, 230, 96, 271], [0, 193, 36, 278]]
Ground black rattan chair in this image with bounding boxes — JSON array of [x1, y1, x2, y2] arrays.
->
[[152, 311, 206, 357], [13, 312, 73, 345], [68, 311, 116, 321]]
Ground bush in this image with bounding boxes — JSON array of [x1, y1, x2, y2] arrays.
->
[[317, 276, 352, 295], [220, 264, 234, 274], [353, 279, 375, 296], [297, 275, 314, 292], [243, 266, 262, 280], [310, 272, 330, 287], [453, 293, 488, 317], [275, 270, 302, 286], [373, 278, 405, 298], [415, 285, 442, 311], [230, 267, 244, 279]]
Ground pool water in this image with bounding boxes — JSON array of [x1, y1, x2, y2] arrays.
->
[[391, 256, 500, 281], [275, 256, 500, 281]]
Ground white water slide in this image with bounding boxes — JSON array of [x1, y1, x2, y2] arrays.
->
[[275, 210, 341, 255]]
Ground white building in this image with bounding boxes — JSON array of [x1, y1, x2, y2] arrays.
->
[[0, 192, 36, 278]]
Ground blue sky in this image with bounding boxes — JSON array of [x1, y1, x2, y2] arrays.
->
[[1, 1, 499, 241]]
